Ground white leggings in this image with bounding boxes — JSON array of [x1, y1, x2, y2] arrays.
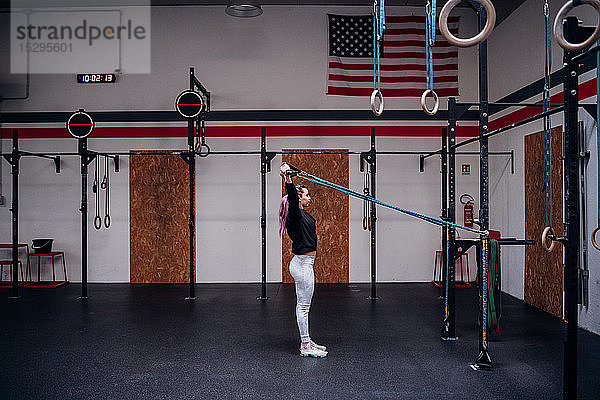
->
[[288, 254, 315, 343]]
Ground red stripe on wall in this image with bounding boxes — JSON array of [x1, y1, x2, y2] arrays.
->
[[0, 127, 260, 139], [489, 78, 597, 131]]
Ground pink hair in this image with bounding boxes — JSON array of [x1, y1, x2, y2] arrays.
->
[[279, 185, 306, 236]]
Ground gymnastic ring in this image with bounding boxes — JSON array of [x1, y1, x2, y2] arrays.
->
[[363, 217, 368, 230], [197, 143, 211, 158], [554, 0, 600, 51], [439, 0, 496, 48], [104, 215, 111, 229], [421, 89, 439, 115], [542, 226, 556, 252], [94, 215, 102, 230], [370, 89, 384, 116], [592, 227, 600, 250]]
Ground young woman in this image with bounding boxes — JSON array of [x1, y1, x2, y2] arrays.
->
[[279, 162, 328, 358]]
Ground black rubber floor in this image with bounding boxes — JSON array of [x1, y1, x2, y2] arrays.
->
[[1, 283, 598, 400]]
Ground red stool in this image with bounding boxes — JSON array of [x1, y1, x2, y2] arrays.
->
[[0, 243, 30, 288], [432, 250, 471, 288], [0, 260, 24, 286], [26, 251, 68, 288]]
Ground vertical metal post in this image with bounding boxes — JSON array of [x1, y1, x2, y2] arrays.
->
[[10, 129, 20, 299], [78, 137, 88, 299], [578, 120, 589, 307], [186, 67, 197, 300], [478, 5, 490, 234], [368, 127, 378, 300], [442, 98, 457, 339], [441, 127, 448, 300], [562, 17, 580, 400], [475, 2, 492, 370], [258, 127, 268, 300]]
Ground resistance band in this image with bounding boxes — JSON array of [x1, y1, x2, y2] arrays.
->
[[487, 239, 501, 331], [93, 156, 101, 230], [288, 166, 483, 234], [481, 237, 489, 344], [543, 0, 553, 233]]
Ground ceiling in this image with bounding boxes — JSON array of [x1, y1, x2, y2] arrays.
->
[[152, 0, 526, 25], [1, 1, 527, 26]]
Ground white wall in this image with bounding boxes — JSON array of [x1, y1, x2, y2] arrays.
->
[[487, 0, 600, 334], [0, 134, 480, 284]]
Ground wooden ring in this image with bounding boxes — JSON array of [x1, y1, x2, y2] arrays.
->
[[542, 226, 556, 252], [370, 89, 384, 116], [554, 0, 600, 51], [439, 0, 496, 47], [421, 89, 439, 115], [592, 227, 600, 250]]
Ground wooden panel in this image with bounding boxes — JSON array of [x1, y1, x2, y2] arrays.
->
[[282, 150, 349, 283], [524, 128, 563, 317], [130, 151, 192, 283]]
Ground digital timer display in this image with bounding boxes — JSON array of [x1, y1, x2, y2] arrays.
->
[[77, 74, 117, 84]]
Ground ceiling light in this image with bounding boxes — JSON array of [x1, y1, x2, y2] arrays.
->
[[226, 1, 263, 18]]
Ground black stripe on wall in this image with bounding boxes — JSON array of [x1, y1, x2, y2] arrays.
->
[[0, 109, 480, 124]]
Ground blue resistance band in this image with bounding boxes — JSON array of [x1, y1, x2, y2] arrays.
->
[[426, 0, 436, 93], [296, 170, 483, 235], [373, 0, 385, 94]]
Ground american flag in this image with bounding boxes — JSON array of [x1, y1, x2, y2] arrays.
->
[[327, 14, 459, 97]]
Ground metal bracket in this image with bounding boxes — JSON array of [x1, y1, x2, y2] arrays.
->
[[114, 155, 120, 172], [82, 153, 96, 167], [453, 239, 479, 261], [455, 104, 473, 122], [360, 150, 376, 171], [262, 151, 277, 172], [3, 154, 20, 165], [179, 151, 194, 166]]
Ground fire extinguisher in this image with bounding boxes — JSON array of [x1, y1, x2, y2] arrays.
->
[[460, 193, 475, 228]]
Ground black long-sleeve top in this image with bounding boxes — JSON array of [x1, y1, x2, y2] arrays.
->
[[285, 182, 317, 255]]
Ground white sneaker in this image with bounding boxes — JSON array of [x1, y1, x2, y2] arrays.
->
[[300, 346, 328, 358], [310, 340, 326, 352]]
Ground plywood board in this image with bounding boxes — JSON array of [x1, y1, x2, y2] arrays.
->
[[130, 151, 192, 283], [524, 128, 563, 317], [281, 150, 349, 283]]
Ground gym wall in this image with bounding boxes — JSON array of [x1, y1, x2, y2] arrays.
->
[[0, 6, 480, 111]]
